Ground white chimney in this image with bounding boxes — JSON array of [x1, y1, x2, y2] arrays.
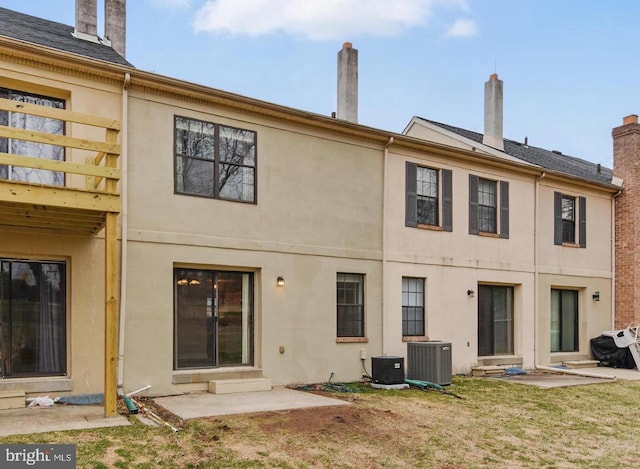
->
[[74, 0, 98, 42], [105, 0, 126, 57], [337, 42, 358, 123], [483, 73, 504, 151]]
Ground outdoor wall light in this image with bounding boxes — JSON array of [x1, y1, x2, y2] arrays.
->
[[277, 276, 285, 287], [593, 291, 600, 301], [467, 289, 475, 297]]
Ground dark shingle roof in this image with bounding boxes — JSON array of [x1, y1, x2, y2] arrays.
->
[[416, 117, 613, 185], [0, 7, 132, 67]]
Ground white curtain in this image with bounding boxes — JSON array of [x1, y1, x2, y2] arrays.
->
[[37, 264, 64, 373]]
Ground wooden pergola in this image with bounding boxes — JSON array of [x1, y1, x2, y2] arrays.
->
[[0, 97, 121, 416]]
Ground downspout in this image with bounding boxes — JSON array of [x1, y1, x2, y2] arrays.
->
[[533, 172, 545, 368], [612, 190, 622, 329], [381, 136, 394, 355], [117, 72, 130, 391]]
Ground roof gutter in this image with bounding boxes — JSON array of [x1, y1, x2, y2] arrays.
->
[[381, 136, 394, 356], [533, 172, 545, 368]]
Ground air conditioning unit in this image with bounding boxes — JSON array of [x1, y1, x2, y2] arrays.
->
[[371, 356, 405, 385], [407, 341, 452, 386]]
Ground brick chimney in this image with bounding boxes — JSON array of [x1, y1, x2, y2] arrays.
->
[[483, 73, 504, 151], [337, 42, 358, 123], [613, 114, 640, 328], [105, 0, 126, 58], [74, 0, 98, 41]]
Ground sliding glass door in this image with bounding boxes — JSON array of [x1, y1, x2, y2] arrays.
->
[[174, 269, 253, 369], [0, 260, 66, 378]]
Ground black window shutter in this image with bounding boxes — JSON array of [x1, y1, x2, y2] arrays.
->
[[469, 174, 478, 235], [499, 181, 509, 239], [579, 196, 587, 248], [442, 169, 453, 232], [405, 162, 417, 227], [553, 192, 563, 245]]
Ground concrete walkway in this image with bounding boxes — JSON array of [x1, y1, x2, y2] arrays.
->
[[0, 405, 130, 437]]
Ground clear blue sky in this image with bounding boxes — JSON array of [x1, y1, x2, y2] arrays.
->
[[3, 0, 639, 168]]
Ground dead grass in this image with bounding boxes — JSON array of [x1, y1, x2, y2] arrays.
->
[[2, 377, 640, 468]]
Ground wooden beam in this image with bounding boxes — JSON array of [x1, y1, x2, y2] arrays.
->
[[0, 202, 106, 221], [0, 202, 107, 233], [0, 212, 104, 228], [104, 211, 119, 416], [0, 97, 121, 130], [103, 127, 120, 417], [0, 152, 121, 180], [0, 127, 120, 155], [0, 181, 120, 212], [0, 218, 102, 234], [0, 211, 104, 227], [0, 223, 102, 236]]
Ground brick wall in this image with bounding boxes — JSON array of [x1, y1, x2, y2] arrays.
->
[[613, 115, 640, 328]]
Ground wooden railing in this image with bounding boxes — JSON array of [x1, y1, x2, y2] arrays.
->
[[0, 97, 121, 201]]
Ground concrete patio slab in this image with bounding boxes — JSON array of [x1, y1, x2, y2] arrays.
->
[[154, 387, 350, 420], [493, 367, 640, 388]]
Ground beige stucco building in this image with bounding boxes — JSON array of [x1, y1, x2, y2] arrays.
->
[[401, 112, 618, 373], [0, 3, 625, 415]]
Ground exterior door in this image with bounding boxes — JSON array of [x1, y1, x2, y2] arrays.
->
[[174, 269, 253, 369], [550, 289, 578, 352], [478, 285, 514, 356], [0, 260, 67, 378]]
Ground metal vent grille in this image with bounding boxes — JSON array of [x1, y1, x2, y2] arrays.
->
[[407, 341, 452, 386]]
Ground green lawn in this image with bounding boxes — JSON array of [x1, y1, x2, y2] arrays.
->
[[1, 376, 639, 468]]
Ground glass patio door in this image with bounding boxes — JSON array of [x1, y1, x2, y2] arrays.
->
[[174, 269, 253, 369], [550, 289, 578, 352], [0, 260, 67, 378], [478, 285, 514, 356]]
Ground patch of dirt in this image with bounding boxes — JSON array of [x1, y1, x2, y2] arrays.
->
[[258, 405, 400, 434], [216, 394, 447, 468], [120, 396, 185, 430]]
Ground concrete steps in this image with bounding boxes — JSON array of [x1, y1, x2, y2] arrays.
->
[[471, 365, 508, 377], [563, 360, 600, 369], [0, 390, 25, 410], [208, 378, 272, 394], [206, 368, 272, 394]]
